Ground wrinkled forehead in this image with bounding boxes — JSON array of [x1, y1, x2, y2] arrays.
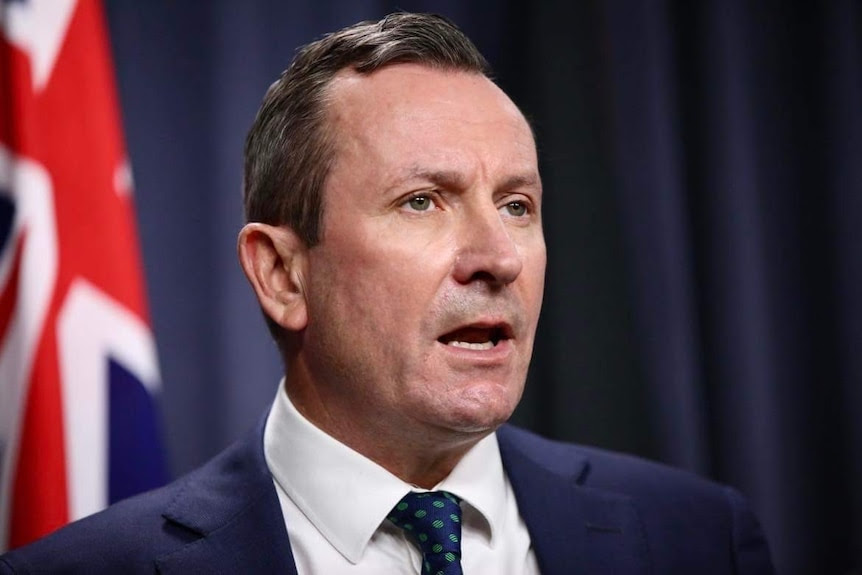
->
[[323, 63, 538, 177]]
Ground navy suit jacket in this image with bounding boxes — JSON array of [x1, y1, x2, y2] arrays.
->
[[1, 421, 774, 574]]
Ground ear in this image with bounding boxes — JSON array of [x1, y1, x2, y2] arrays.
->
[[237, 223, 308, 332]]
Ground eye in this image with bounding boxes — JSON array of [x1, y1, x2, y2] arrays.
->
[[404, 194, 435, 212], [502, 201, 528, 217]]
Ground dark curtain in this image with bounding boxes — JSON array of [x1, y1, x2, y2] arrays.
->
[[106, 1, 861, 573]]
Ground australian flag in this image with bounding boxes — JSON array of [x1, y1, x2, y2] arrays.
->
[[0, 0, 168, 550]]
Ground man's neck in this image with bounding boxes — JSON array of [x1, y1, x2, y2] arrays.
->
[[284, 381, 489, 488]]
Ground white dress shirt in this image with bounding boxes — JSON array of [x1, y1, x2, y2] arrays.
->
[[263, 381, 540, 574]]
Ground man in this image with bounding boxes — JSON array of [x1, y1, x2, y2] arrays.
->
[[1, 12, 774, 574]]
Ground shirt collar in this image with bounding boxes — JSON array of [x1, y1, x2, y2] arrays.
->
[[264, 380, 508, 563]]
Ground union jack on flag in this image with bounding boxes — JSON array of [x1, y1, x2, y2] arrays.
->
[[0, 0, 168, 550]]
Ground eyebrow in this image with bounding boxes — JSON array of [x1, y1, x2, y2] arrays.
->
[[394, 167, 541, 193]]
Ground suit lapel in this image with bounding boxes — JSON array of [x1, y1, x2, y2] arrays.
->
[[148, 418, 650, 574], [497, 426, 651, 575], [155, 420, 298, 575]]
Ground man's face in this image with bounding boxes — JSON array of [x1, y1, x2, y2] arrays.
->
[[298, 64, 545, 440]]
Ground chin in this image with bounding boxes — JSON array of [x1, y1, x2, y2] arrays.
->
[[439, 388, 520, 433]]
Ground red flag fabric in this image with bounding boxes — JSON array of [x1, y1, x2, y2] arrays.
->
[[0, 0, 167, 550]]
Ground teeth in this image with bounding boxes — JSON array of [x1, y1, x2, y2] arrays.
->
[[447, 340, 495, 350]]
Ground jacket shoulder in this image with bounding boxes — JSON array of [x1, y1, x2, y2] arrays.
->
[[0, 423, 273, 575], [1, 479, 193, 574], [497, 424, 775, 574], [499, 423, 730, 500]]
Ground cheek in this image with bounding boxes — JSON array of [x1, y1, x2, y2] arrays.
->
[[308, 245, 434, 348], [529, 266, 547, 312], [523, 243, 547, 308], [333, 242, 446, 313]]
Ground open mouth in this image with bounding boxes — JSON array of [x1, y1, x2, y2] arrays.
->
[[437, 324, 512, 351]]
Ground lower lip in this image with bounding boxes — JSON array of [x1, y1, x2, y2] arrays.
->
[[437, 338, 514, 363]]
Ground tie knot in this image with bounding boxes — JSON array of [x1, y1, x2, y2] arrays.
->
[[388, 491, 463, 575]]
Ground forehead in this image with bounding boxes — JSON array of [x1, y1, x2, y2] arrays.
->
[[323, 64, 538, 180]]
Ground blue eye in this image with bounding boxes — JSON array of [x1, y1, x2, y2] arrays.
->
[[406, 195, 433, 211], [504, 201, 528, 216]]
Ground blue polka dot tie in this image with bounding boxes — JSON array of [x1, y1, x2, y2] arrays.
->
[[388, 491, 464, 575]]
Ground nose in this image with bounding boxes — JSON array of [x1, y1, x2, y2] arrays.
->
[[451, 204, 523, 287]]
